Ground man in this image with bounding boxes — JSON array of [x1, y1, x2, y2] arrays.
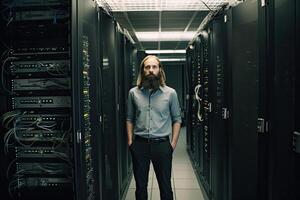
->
[[126, 55, 182, 200]]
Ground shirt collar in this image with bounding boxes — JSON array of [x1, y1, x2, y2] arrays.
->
[[140, 86, 166, 93], [159, 86, 166, 92]]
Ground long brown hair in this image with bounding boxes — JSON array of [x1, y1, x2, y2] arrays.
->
[[136, 55, 166, 88]]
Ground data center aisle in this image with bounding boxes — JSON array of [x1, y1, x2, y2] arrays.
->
[[125, 127, 204, 200]]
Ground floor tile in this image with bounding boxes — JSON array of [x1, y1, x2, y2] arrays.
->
[[152, 178, 174, 189], [175, 189, 204, 200], [125, 189, 135, 200], [172, 169, 197, 179], [174, 179, 200, 189], [150, 189, 176, 200], [129, 176, 153, 189]]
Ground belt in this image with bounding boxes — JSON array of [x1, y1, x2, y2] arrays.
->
[[134, 135, 169, 143]]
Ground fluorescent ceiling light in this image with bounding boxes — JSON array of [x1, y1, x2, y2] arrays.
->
[[145, 50, 186, 54], [136, 32, 196, 42], [159, 58, 186, 62], [96, 0, 239, 11]]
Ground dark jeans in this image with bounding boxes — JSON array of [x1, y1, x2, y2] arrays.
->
[[130, 137, 174, 200]]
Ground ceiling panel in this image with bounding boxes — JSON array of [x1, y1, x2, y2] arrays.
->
[[159, 41, 189, 50], [113, 10, 206, 48], [107, 1, 240, 52], [161, 12, 192, 31], [98, 0, 238, 11], [141, 42, 159, 50], [128, 12, 159, 31]]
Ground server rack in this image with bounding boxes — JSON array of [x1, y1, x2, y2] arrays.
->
[[226, 1, 259, 199], [208, 13, 228, 200], [0, 0, 73, 200], [97, 8, 136, 200], [267, 0, 298, 199], [186, 44, 196, 159], [72, 1, 103, 200], [186, 1, 259, 200], [98, 9, 120, 200], [186, 0, 299, 200], [123, 37, 136, 178], [115, 26, 136, 198], [0, 1, 136, 200], [185, 47, 193, 157], [200, 29, 211, 195]]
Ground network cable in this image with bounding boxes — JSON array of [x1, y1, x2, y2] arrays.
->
[[194, 84, 203, 122]]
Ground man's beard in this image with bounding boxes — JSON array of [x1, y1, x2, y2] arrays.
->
[[142, 74, 160, 90]]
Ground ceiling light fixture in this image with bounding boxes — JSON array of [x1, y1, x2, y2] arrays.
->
[[135, 32, 196, 42], [159, 58, 186, 62], [145, 50, 186, 54]]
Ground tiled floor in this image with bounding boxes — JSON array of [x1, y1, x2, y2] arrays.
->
[[125, 128, 205, 200]]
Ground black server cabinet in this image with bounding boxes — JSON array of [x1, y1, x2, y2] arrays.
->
[[186, 1, 299, 200], [115, 28, 125, 197], [72, 1, 103, 200], [187, 45, 197, 161], [0, 1, 71, 200], [98, 9, 120, 200], [226, 1, 259, 199], [98, 10, 135, 199], [0, 0, 73, 199], [124, 38, 136, 173], [267, 0, 298, 199], [185, 47, 193, 154], [190, 39, 197, 161], [0, 1, 135, 200], [208, 13, 228, 200], [98, 9, 135, 200], [199, 30, 211, 194], [257, 1, 273, 199], [0, 0, 104, 199], [192, 37, 202, 178], [115, 28, 133, 198]]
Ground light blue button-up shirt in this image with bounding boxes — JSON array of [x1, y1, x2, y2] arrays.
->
[[127, 85, 182, 138]]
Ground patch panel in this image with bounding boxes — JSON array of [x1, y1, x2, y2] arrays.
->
[[13, 47, 69, 55], [15, 130, 67, 141], [10, 60, 70, 74], [15, 10, 69, 21], [18, 177, 71, 188], [12, 96, 71, 108], [16, 162, 71, 175], [15, 147, 69, 159], [15, 114, 70, 130], [12, 78, 71, 91]]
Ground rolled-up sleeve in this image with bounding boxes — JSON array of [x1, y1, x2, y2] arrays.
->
[[170, 90, 182, 124], [126, 90, 135, 123]]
